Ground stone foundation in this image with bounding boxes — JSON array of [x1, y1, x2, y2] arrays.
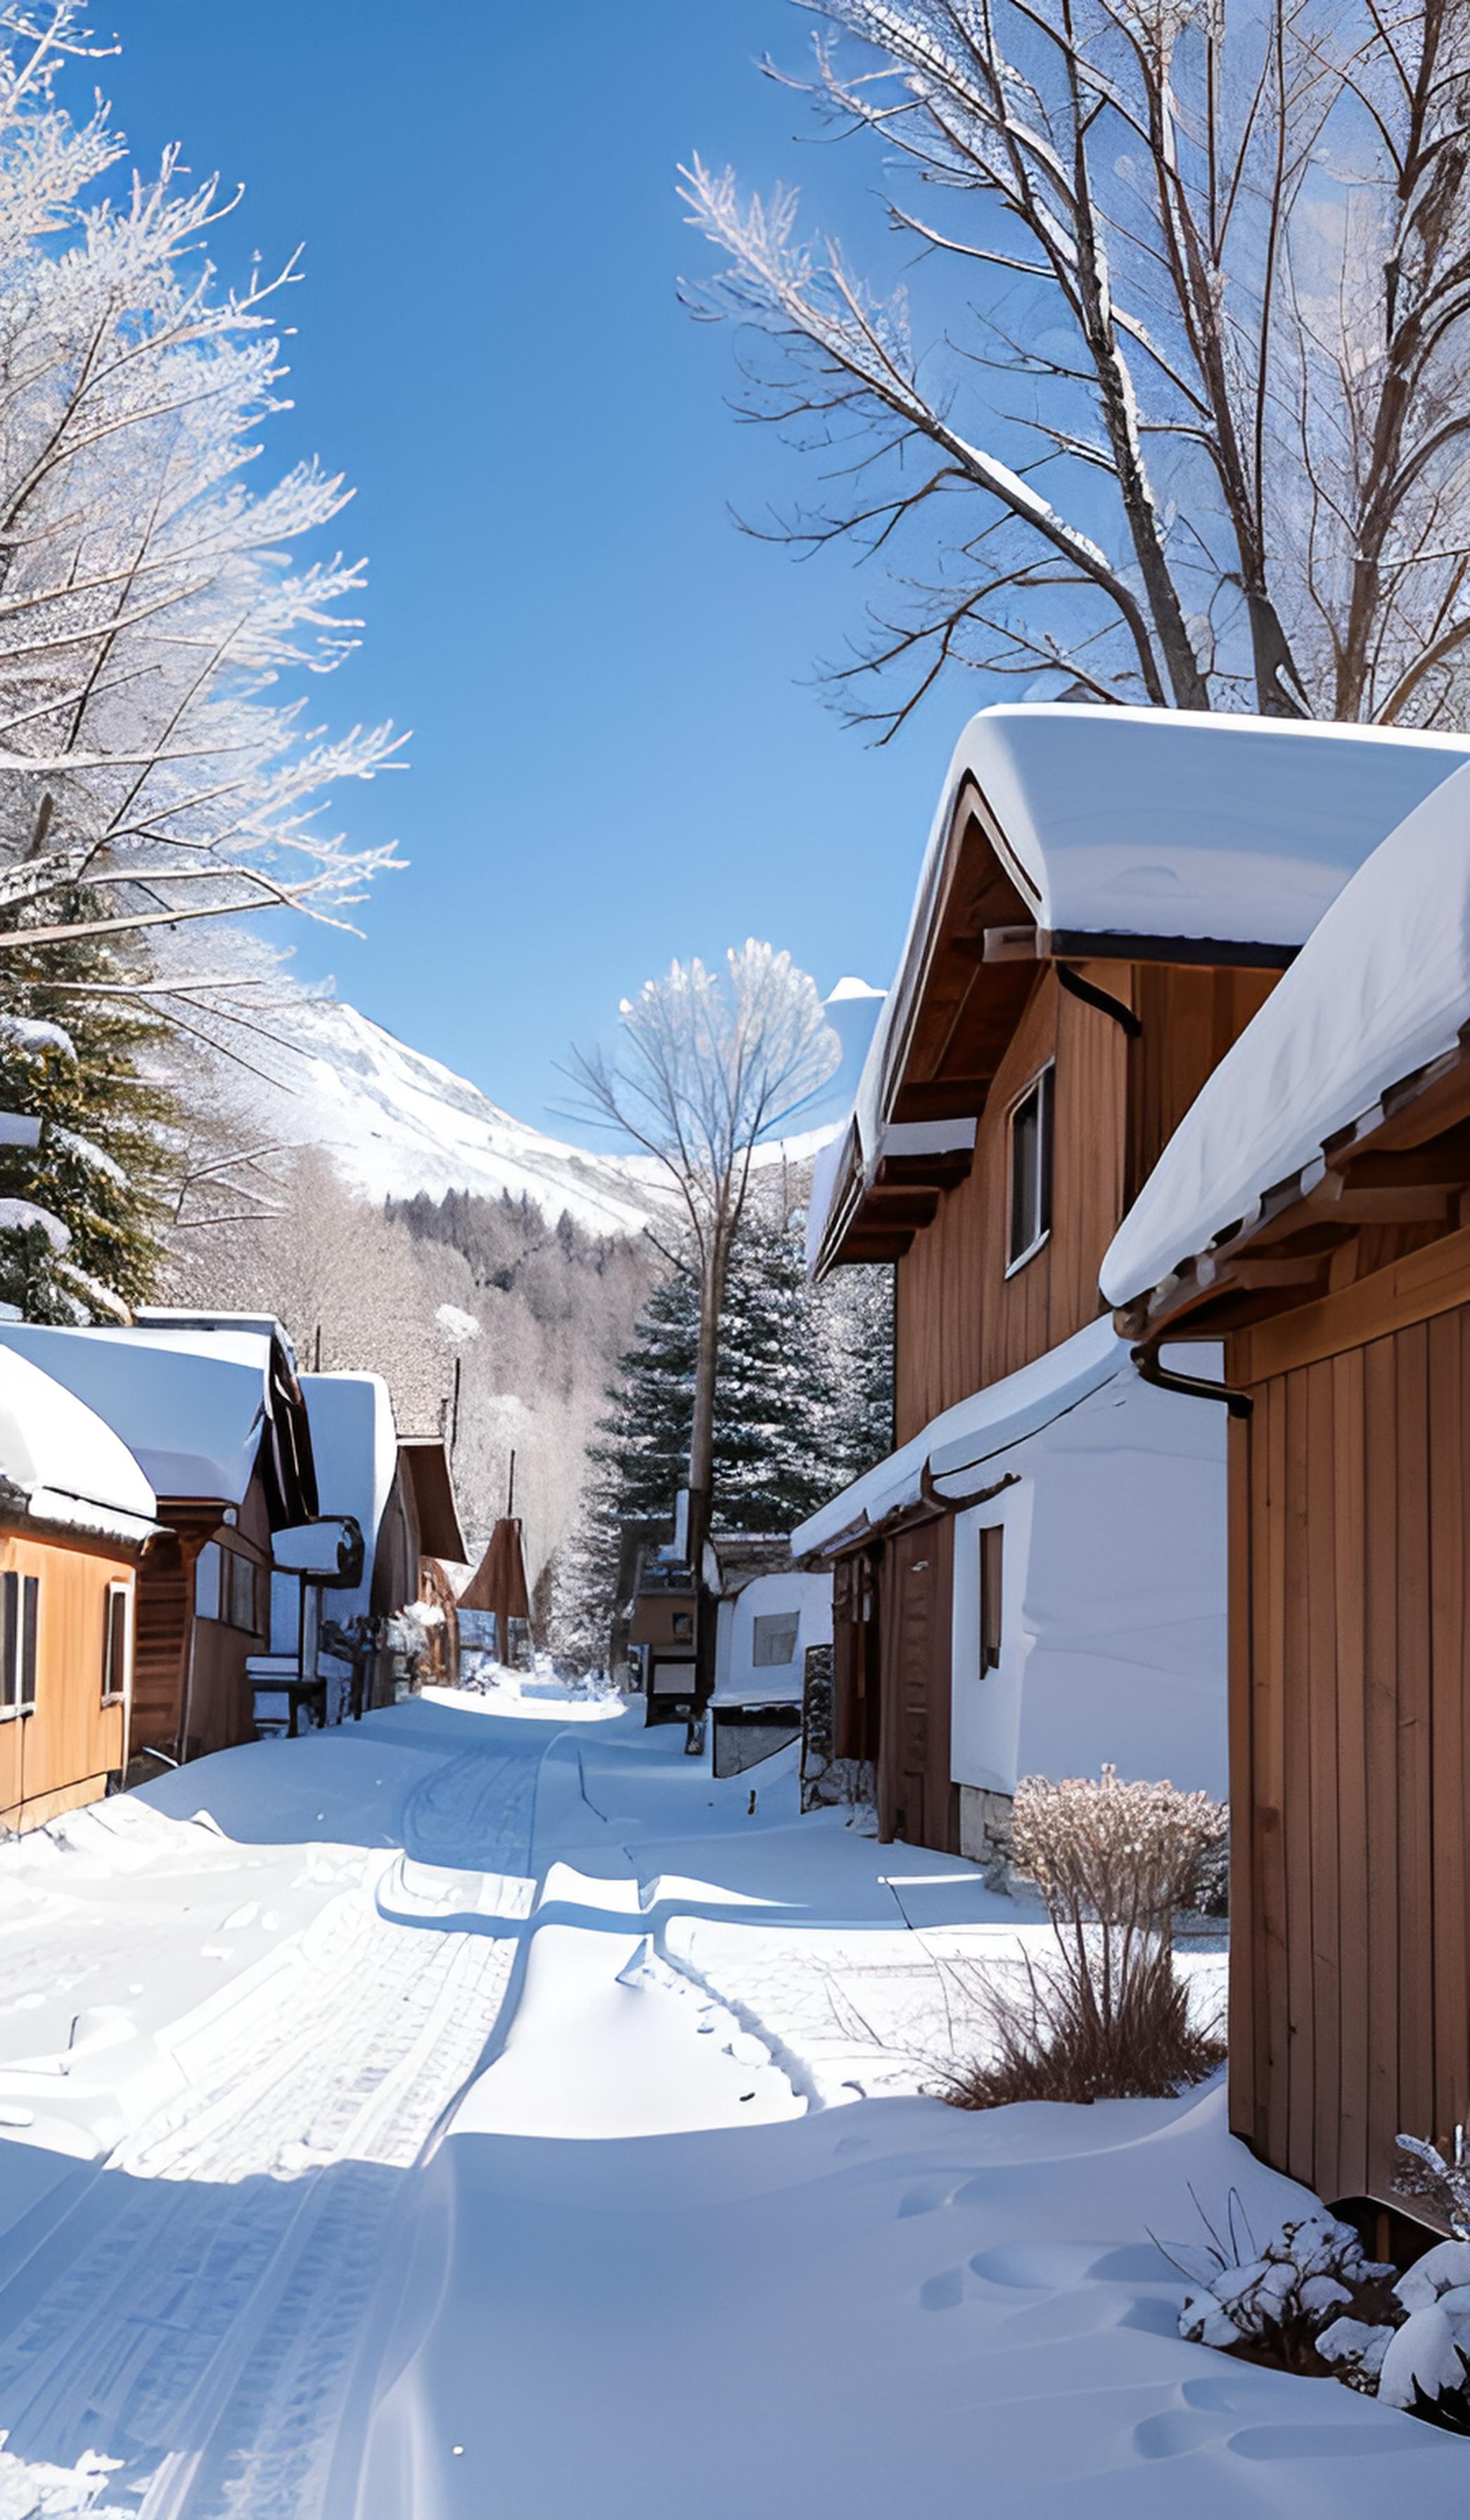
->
[[959, 1784, 1015, 1883]]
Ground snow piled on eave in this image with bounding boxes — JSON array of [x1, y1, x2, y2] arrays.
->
[[793, 1314, 1129, 1554], [1103, 759, 1470, 1307], [0, 1344, 157, 1525], [807, 705, 1470, 1275]]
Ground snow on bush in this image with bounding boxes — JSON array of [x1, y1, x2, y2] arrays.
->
[[942, 1768, 1227, 2109], [1172, 2200, 1398, 2380], [1177, 2193, 1470, 2430]]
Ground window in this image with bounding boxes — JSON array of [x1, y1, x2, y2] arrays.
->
[[198, 1544, 260, 1633], [978, 1526, 1004, 1671], [752, 1612, 799, 1667], [223, 1549, 260, 1634], [101, 1582, 130, 1706], [194, 1541, 220, 1619], [1007, 1063, 1054, 1271], [0, 1571, 38, 1717]]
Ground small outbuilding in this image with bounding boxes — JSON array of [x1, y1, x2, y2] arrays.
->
[[707, 1536, 833, 1781], [0, 1345, 161, 1831], [1104, 756, 1470, 2219]]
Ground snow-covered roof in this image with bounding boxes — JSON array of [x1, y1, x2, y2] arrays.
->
[[302, 1373, 400, 1619], [813, 705, 1470, 1274], [1103, 757, 1470, 1307], [793, 1315, 1130, 1557], [0, 1344, 158, 1545], [0, 1323, 279, 1504]]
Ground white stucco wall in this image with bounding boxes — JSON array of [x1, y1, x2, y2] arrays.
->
[[947, 1354, 1228, 1801], [712, 1570, 833, 1708]]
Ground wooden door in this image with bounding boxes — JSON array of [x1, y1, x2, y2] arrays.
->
[[878, 1519, 958, 1853]]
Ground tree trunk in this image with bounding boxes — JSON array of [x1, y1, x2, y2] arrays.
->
[[686, 1240, 727, 1730]]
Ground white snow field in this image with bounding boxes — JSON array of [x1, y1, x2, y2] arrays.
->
[[0, 1692, 1462, 2516]]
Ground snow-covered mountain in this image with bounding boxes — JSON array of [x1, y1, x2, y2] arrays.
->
[[243, 1000, 660, 1235], [239, 983, 886, 1237]]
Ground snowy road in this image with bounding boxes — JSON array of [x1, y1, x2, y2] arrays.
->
[[0, 1685, 1466, 2516]]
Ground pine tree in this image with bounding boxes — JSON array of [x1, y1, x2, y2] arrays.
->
[[818, 1261, 895, 1490], [0, 894, 176, 1322], [715, 1207, 837, 1531], [599, 1267, 701, 1526], [549, 1201, 894, 1666]]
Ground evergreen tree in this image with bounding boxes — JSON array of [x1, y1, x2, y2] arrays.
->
[[715, 1207, 838, 1531], [549, 1200, 895, 1667], [819, 1261, 895, 1490], [0, 895, 175, 1321]]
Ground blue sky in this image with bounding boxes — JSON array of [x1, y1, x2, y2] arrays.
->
[[99, 1, 954, 1138]]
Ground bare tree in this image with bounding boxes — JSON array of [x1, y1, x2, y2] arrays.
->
[[682, 0, 1470, 732], [569, 942, 839, 1714], [0, 1, 401, 1016]]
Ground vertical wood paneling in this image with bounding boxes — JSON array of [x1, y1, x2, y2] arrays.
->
[[1395, 1323, 1435, 2154], [1331, 1345, 1369, 2199], [1233, 1298, 1470, 2209], [1258, 1372, 1291, 2173], [1428, 1312, 1469, 2145], [1227, 1408, 1258, 2140], [0, 1529, 133, 1831], [1282, 1367, 1315, 2183], [1362, 1335, 1402, 2194], [1304, 1359, 1341, 2196]]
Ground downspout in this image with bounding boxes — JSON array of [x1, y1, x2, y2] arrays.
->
[[1131, 1342, 1253, 1419]]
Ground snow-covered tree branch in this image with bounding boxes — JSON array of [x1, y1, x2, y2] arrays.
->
[[683, 0, 1470, 729], [0, 1, 403, 989]]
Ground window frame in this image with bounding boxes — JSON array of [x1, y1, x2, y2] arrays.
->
[[978, 1524, 1004, 1672], [0, 1569, 39, 1719], [751, 1610, 800, 1669], [101, 1579, 132, 1707], [1004, 1060, 1055, 1277]]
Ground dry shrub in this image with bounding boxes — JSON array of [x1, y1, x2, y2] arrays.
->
[[942, 1766, 1227, 2110]]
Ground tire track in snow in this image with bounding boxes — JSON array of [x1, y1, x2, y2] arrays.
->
[[0, 1735, 545, 2519]]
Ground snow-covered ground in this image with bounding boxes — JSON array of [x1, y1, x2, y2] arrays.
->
[[0, 1688, 1462, 2515]]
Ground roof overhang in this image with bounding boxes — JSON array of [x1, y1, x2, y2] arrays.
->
[[793, 1316, 1130, 1558], [810, 707, 1470, 1278], [1115, 1032, 1470, 1351]]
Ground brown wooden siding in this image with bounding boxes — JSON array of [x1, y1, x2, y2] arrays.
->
[[876, 1516, 959, 1851], [1128, 965, 1277, 1203], [1229, 1299, 1470, 2206], [0, 1529, 133, 1831], [895, 968, 1127, 1439]]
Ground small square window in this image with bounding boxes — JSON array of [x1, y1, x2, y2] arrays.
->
[[752, 1612, 799, 1667], [1007, 1065, 1054, 1271]]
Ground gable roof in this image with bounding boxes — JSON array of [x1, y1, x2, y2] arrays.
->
[[0, 1322, 317, 1520], [811, 705, 1470, 1276], [1103, 758, 1470, 1311]]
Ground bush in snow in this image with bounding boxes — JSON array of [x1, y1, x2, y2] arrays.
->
[[1175, 2192, 1470, 2433], [1170, 2198, 1399, 2382], [942, 1768, 1227, 2109]]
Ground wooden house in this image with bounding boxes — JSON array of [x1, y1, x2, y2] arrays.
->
[[797, 703, 1470, 1860], [0, 1315, 317, 1766], [295, 1375, 466, 1712], [1104, 755, 1470, 2220], [0, 1344, 161, 1832]]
